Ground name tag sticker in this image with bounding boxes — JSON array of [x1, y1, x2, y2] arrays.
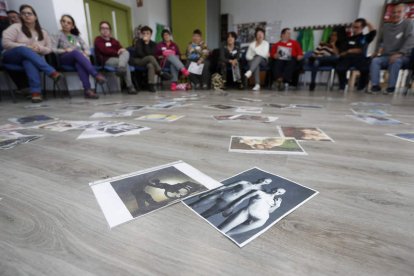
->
[[232, 50, 237, 54], [287, 43, 292, 46], [162, 47, 167, 51], [105, 42, 112, 47], [349, 41, 356, 45], [396, 32, 403, 39]]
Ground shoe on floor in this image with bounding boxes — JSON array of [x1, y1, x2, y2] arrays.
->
[[370, 85, 381, 93], [84, 89, 99, 99], [202, 84, 209, 90], [148, 84, 157, 92], [244, 70, 252, 79], [170, 82, 177, 91], [252, 84, 260, 91], [127, 86, 137, 94], [384, 87, 395, 94], [31, 92, 42, 103], [309, 82, 316, 91]]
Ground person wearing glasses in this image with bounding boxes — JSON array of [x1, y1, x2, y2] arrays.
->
[[94, 21, 137, 94], [53, 14, 106, 99], [6, 10, 21, 25], [336, 18, 376, 91], [2, 4, 61, 103], [369, 3, 414, 94]]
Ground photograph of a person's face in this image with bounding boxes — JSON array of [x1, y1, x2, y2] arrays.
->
[[229, 136, 307, 155], [278, 126, 334, 142], [183, 167, 318, 247]]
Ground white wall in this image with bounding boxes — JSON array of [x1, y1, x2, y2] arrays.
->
[[358, 0, 385, 54], [134, 0, 170, 39]]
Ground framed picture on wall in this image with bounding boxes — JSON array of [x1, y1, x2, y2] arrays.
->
[[0, 0, 8, 17], [136, 0, 143, 8]]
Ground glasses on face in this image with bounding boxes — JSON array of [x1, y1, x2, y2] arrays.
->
[[21, 12, 34, 17], [100, 27, 110, 30]]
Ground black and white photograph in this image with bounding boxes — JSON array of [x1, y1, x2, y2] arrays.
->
[[0, 132, 43, 150], [235, 106, 263, 114], [232, 98, 263, 103], [9, 115, 56, 125], [205, 104, 236, 110], [90, 161, 221, 227], [236, 21, 267, 44], [135, 114, 184, 122], [347, 114, 403, 125], [183, 167, 318, 247], [34, 120, 94, 132], [213, 114, 278, 123], [277, 126, 334, 142], [229, 136, 307, 155], [386, 132, 414, 143], [77, 122, 150, 139], [116, 105, 146, 111]]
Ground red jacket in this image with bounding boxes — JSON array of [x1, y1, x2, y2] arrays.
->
[[270, 39, 303, 60], [94, 36, 123, 65]]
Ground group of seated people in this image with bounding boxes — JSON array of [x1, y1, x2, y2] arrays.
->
[[1, 3, 413, 103]]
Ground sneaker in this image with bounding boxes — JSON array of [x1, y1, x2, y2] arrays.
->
[[202, 84, 209, 90], [244, 70, 252, 78], [170, 82, 177, 91], [180, 67, 190, 77], [159, 71, 172, 80], [148, 84, 156, 92], [95, 74, 107, 84], [31, 92, 42, 103], [49, 71, 61, 82], [127, 86, 137, 94], [384, 87, 395, 94], [276, 79, 284, 91], [252, 84, 260, 91], [370, 85, 381, 93], [84, 89, 99, 99]]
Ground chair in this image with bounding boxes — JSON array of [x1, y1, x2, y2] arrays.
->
[[301, 51, 336, 91], [239, 46, 272, 89], [0, 60, 17, 103]]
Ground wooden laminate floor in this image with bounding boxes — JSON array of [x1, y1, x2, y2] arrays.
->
[[1, 88, 413, 276]]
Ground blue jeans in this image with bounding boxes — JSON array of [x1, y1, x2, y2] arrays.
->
[[370, 55, 409, 88], [3, 46, 56, 93]]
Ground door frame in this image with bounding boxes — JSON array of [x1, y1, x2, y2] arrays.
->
[[84, 0, 133, 46]]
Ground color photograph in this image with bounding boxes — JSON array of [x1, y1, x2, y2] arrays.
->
[[229, 136, 307, 155], [277, 126, 334, 142]]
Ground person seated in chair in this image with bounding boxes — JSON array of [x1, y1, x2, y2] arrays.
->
[[270, 28, 303, 91], [244, 27, 269, 91], [307, 28, 346, 91], [155, 29, 189, 91], [94, 21, 136, 94], [132, 25, 171, 92], [53, 15, 106, 99], [185, 29, 210, 90], [219, 31, 243, 90], [369, 3, 414, 94], [2, 4, 61, 103], [336, 18, 376, 91], [7, 10, 21, 25]]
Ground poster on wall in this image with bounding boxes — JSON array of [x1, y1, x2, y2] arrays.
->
[[136, 0, 143, 8], [236, 21, 267, 44], [384, 3, 414, 22], [0, 0, 7, 17]]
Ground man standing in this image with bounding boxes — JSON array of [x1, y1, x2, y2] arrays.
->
[[336, 18, 376, 91], [370, 4, 414, 94]]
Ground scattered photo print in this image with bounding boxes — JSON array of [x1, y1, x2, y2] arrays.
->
[[288, 104, 323, 109], [183, 167, 318, 247], [277, 126, 334, 142], [351, 107, 390, 117], [235, 106, 263, 114], [0, 132, 43, 150], [33, 120, 94, 132], [77, 122, 149, 139], [264, 103, 289, 109], [232, 98, 263, 103], [213, 114, 278, 123], [24, 104, 50, 109], [90, 161, 221, 227], [386, 132, 414, 143], [229, 136, 307, 155], [347, 115, 403, 125], [90, 110, 134, 118], [9, 115, 56, 125], [205, 104, 236, 110], [135, 114, 184, 122], [116, 105, 145, 111]]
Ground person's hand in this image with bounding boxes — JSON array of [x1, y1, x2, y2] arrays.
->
[[82, 51, 89, 58], [197, 58, 204, 65], [389, 53, 402, 64], [230, 59, 237, 66], [30, 44, 41, 53], [297, 55, 304, 60], [273, 53, 279, 59], [65, 48, 73, 53], [118, 48, 126, 55]]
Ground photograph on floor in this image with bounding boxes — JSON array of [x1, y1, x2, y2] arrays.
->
[[33, 120, 94, 132], [386, 132, 414, 142], [264, 103, 289, 109], [350, 107, 390, 117], [213, 114, 278, 123], [287, 104, 323, 109], [116, 105, 146, 111], [183, 167, 318, 247], [0, 132, 43, 150], [8, 115, 57, 125], [77, 122, 150, 139], [232, 98, 263, 103], [347, 115, 403, 125], [90, 111, 134, 118], [90, 161, 222, 228], [136, 114, 184, 122], [235, 106, 263, 114], [24, 104, 50, 109], [0, 124, 24, 132], [205, 104, 236, 110], [277, 126, 334, 142], [229, 136, 307, 155], [147, 101, 190, 109]]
